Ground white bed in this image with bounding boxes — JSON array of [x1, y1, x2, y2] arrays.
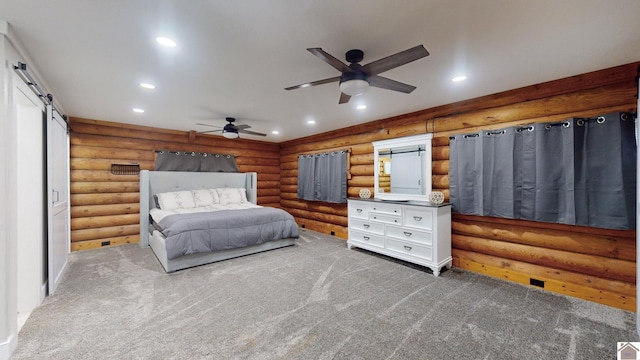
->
[[139, 170, 297, 272]]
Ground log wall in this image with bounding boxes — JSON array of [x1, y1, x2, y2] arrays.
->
[[69, 118, 281, 251], [279, 62, 639, 311]]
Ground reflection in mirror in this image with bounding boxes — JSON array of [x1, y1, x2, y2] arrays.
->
[[373, 134, 433, 201]]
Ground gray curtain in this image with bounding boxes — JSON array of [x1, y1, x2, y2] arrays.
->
[[297, 151, 347, 203], [449, 112, 636, 230], [573, 112, 636, 229], [449, 133, 483, 214], [154, 151, 239, 172]]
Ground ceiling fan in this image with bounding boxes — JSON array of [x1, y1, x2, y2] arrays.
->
[[285, 45, 429, 104], [196, 117, 266, 139]]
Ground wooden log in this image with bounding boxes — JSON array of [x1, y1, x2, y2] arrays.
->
[[280, 185, 298, 194], [71, 170, 140, 182], [257, 188, 280, 197], [71, 214, 140, 230], [71, 235, 139, 252], [351, 164, 374, 176], [280, 192, 298, 201], [287, 208, 348, 227], [71, 158, 154, 171], [435, 104, 637, 139], [280, 177, 297, 186], [432, 83, 636, 133], [256, 173, 280, 181], [257, 180, 280, 189], [453, 214, 636, 239], [71, 181, 140, 194], [432, 146, 449, 161], [257, 196, 280, 205], [454, 249, 635, 296], [452, 219, 636, 261], [452, 234, 635, 283], [70, 193, 140, 206], [71, 203, 140, 218], [280, 161, 298, 170], [432, 160, 449, 175], [280, 199, 347, 217], [432, 175, 449, 188], [350, 153, 374, 165], [71, 145, 155, 161], [295, 218, 348, 239], [347, 176, 374, 187], [432, 136, 450, 147], [454, 251, 634, 311], [71, 224, 139, 242], [237, 164, 280, 174]]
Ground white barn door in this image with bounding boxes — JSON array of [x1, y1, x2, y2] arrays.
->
[[47, 105, 69, 295]]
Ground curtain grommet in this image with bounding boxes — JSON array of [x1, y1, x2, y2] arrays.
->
[[576, 119, 585, 126], [596, 116, 605, 124], [562, 122, 570, 128], [545, 124, 552, 130]]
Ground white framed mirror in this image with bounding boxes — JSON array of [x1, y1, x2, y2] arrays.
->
[[373, 133, 433, 201]]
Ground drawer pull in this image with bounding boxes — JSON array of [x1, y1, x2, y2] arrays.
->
[[394, 219, 398, 223], [357, 208, 363, 213], [403, 231, 412, 237], [363, 236, 370, 241], [363, 224, 370, 228], [404, 245, 412, 251], [413, 216, 422, 221]]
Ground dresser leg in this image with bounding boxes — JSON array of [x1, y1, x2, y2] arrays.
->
[[433, 267, 440, 277]]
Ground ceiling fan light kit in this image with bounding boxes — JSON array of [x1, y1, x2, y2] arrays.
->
[[222, 129, 239, 139]]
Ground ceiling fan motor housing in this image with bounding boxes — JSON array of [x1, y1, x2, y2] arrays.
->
[[345, 49, 364, 63]]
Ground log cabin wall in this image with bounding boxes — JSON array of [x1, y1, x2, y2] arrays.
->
[[69, 117, 281, 252], [279, 62, 639, 311]]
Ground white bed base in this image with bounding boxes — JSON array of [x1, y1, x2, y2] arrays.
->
[[139, 170, 296, 273]]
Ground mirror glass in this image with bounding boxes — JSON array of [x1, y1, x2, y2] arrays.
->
[[373, 134, 433, 201]]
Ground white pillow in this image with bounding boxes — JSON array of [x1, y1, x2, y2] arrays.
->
[[216, 188, 248, 205], [155, 191, 196, 210], [192, 189, 220, 207]]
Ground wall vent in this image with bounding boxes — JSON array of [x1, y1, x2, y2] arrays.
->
[[110, 163, 140, 175], [529, 278, 545, 288]]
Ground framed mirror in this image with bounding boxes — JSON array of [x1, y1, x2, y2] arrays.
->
[[373, 133, 433, 201]]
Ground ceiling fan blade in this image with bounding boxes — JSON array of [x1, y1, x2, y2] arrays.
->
[[234, 124, 251, 130], [307, 48, 353, 73], [285, 76, 341, 91], [361, 45, 429, 76], [238, 129, 267, 136], [339, 92, 351, 104], [198, 129, 223, 134], [368, 75, 416, 94], [195, 122, 222, 128]]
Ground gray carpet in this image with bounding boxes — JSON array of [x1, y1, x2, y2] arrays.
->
[[12, 230, 638, 359]]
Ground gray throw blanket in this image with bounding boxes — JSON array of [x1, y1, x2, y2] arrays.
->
[[157, 207, 299, 260]]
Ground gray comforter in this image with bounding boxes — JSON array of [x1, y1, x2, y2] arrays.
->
[[157, 207, 299, 260]]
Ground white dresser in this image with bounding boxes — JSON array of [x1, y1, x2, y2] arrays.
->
[[347, 198, 452, 276]]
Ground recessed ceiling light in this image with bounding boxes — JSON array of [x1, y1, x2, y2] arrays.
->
[[140, 83, 156, 89], [156, 36, 176, 47], [307, 120, 316, 125], [356, 104, 367, 110], [133, 108, 145, 113], [452, 75, 467, 82], [271, 130, 280, 135]]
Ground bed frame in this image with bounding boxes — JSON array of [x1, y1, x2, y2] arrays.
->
[[139, 170, 296, 272]]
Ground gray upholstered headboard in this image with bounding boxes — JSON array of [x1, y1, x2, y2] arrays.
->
[[139, 170, 258, 247]]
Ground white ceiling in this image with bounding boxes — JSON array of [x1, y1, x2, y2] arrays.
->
[[2, 1, 640, 142]]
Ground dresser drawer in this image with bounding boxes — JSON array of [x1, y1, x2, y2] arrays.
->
[[348, 202, 370, 219], [369, 203, 402, 216], [350, 219, 384, 235], [386, 225, 432, 245], [349, 230, 385, 248], [403, 207, 433, 230], [370, 213, 401, 225], [385, 238, 432, 261]]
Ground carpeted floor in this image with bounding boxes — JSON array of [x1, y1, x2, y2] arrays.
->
[[11, 229, 638, 359]]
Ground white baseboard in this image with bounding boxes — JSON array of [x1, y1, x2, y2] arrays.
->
[[0, 333, 17, 360]]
